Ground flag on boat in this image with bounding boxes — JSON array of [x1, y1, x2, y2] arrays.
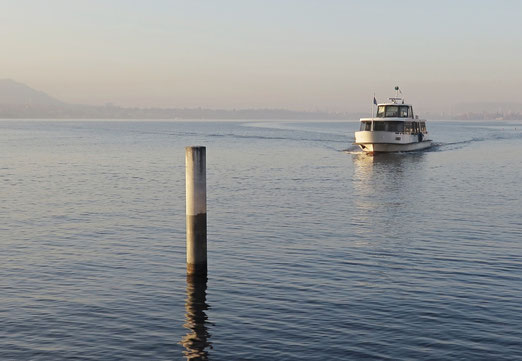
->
[[373, 96, 377, 105]]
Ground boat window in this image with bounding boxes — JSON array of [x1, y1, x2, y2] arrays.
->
[[385, 106, 399, 117], [371, 121, 405, 132], [404, 122, 412, 133], [373, 121, 386, 131], [376, 106, 385, 118], [399, 106, 409, 118], [420, 122, 426, 133], [386, 121, 404, 132], [360, 121, 372, 131]]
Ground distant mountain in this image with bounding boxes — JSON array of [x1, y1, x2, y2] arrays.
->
[[0, 79, 64, 106]]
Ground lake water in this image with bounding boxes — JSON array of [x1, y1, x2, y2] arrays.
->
[[1, 119, 521, 360]]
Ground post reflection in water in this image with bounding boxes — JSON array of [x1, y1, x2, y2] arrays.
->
[[181, 276, 212, 360]]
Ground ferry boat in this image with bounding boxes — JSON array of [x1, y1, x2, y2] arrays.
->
[[354, 87, 432, 153]]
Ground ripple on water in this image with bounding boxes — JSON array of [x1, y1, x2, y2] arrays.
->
[[1, 120, 521, 360]]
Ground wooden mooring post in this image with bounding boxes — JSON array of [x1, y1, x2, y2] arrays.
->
[[185, 146, 207, 277]]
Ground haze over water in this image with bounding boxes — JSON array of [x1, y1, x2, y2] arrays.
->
[[3, 1, 522, 113], [1, 119, 521, 360]]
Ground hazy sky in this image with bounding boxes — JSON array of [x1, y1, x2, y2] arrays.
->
[[2, 0, 522, 112]]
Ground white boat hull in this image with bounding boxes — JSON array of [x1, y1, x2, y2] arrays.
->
[[356, 140, 432, 153], [354, 130, 432, 153]]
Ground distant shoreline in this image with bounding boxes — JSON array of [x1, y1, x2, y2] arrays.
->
[[3, 79, 522, 121]]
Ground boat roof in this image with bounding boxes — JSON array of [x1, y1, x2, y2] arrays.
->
[[360, 117, 427, 121], [377, 97, 410, 106], [361, 97, 426, 122], [361, 88, 426, 121], [377, 103, 412, 107]]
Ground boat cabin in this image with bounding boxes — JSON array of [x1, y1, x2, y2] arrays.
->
[[359, 102, 427, 134]]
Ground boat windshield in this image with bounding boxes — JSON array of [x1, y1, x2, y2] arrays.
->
[[376, 105, 411, 118], [385, 106, 399, 117]]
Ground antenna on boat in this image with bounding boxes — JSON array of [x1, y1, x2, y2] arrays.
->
[[393, 86, 404, 104], [371, 92, 376, 118]]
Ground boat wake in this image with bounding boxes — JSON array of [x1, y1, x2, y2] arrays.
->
[[431, 130, 522, 151], [342, 145, 363, 154], [207, 131, 348, 144]]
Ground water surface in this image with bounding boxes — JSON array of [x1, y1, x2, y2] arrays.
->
[[1, 119, 521, 360]]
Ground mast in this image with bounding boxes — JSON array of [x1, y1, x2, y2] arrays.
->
[[371, 92, 375, 118]]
